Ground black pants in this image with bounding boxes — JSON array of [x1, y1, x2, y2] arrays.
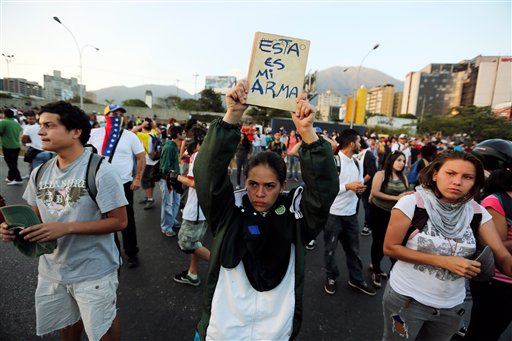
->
[[236, 153, 249, 186], [465, 279, 512, 341], [3, 147, 21, 181], [115, 182, 139, 258], [370, 204, 391, 274]]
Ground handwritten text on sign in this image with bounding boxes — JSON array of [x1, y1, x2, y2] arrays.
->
[[247, 32, 310, 112]]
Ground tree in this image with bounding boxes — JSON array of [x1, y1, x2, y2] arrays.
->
[[70, 95, 94, 104], [121, 99, 148, 108], [157, 95, 181, 109], [197, 88, 224, 113], [417, 105, 512, 140], [178, 99, 198, 111], [104, 99, 115, 104], [245, 106, 291, 126]]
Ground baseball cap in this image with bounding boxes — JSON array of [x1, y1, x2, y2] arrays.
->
[[0, 205, 56, 257], [105, 104, 126, 115], [314, 127, 322, 134], [399, 134, 407, 139]]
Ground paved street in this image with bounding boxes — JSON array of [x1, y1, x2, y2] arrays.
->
[[1, 158, 510, 341]]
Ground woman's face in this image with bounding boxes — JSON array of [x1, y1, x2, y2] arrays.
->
[[245, 164, 284, 212], [433, 159, 476, 203], [393, 155, 406, 173]]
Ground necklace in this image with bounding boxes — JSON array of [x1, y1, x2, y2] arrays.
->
[[447, 239, 458, 256]]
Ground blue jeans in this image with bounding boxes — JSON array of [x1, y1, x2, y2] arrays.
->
[[382, 282, 464, 340], [31, 151, 54, 172], [323, 213, 364, 283], [287, 155, 299, 178], [159, 179, 180, 233]]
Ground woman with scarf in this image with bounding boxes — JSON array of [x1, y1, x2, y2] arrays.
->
[[192, 80, 338, 341], [382, 151, 512, 340]]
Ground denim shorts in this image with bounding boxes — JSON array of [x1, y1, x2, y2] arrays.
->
[[177, 219, 207, 252], [35, 271, 118, 340]]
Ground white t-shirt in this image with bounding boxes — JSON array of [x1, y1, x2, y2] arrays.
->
[[390, 193, 492, 308], [183, 152, 205, 222], [329, 151, 363, 216], [23, 123, 43, 150], [88, 127, 144, 183]]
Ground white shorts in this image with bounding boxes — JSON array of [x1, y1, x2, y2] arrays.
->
[[35, 271, 118, 340]]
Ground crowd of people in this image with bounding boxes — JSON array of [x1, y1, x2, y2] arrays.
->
[[0, 84, 511, 341]]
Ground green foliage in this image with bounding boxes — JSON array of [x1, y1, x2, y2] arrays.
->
[[178, 99, 198, 111], [70, 95, 94, 104], [121, 99, 148, 108], [158, 95, 181, 108], [418, 106, 512, 140], [197, 89, 224, 113], [0, 93, 12, 98], [399, 113, 417, 119], [245, 106, 291, 126]]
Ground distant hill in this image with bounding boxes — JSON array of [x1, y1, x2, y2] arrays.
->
[[316, 66, 404, 97], [91, 66, 403, 105], [91, 84, 193, 105]]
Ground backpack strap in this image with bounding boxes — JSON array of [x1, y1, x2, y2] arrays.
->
[[35, 158, 54, 189], [85, 153, 104, 205], [469, 200, 483, 238], [402, 192, 428, 246], [107, 129, 124, 163], [494, 192, 512, 226]]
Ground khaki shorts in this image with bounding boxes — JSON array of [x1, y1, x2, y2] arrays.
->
[[178, 219, 208, 252], [35, 271, 118, 340]]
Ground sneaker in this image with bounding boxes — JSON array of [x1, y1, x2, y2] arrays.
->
[[371, 273, 382, 289], [164, 230, 177, 237], [174, 270, 200, 286], [324, 278, 336, 295], [361, 225, 372, 236], [138, 197, 148, 204], [456, 326, 467, 337], [6, 180, 23, 186], [348, 280, 376, 296], [127, 256, 139, 268], [306, 239, 316, 250], [368, 264, 389, 279], [144, 199, 155, 210]]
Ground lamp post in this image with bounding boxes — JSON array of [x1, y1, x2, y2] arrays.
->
[[53, 16, 99, 109], [2, 53, 14, 78], [193, 73, 199, 100], [350, 43, 380, 129]]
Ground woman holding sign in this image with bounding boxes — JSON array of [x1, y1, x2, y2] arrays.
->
[[193, 80, 338, 340]]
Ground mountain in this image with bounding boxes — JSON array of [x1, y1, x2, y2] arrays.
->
[[91, 66, 402, 105], [316, 66, 404, 97], [91, 84, 193, 105]]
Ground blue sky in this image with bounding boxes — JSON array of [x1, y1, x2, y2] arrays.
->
[[1, 0, 510, 94]]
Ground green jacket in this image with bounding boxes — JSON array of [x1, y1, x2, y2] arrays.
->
[[194, 118, 338, 340], [0, 119, 22, 148], [159, 139, 179, 175]]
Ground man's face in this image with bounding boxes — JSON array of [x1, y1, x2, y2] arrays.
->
[[352, 136, 361, 154], [110, 110, 124, 117], [274, 132, 281, 141], [26, 116, 37, 125], [38, 112, 81, 152]]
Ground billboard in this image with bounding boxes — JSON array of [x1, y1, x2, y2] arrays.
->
[[205, 76, 237, 94]]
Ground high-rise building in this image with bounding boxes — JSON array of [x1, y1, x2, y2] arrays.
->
[[2, 78, 43, 98], [401, 55, 511, 117], [43, 70, 84, 101], [344, 86, 367, 125], [145, 90, 153, 108], [392, 92, 403, 117], [366, 84, 395, 117], [317, 90, 343, 121]]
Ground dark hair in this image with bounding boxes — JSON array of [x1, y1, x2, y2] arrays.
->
[[4, 108, 15, 118], [24, 110, 36, 118], [336, 129, 359, 149], [420, 143, 438, 162], [245, 151, 287, 185], [186, 125, 207, 154], [482, 169, 512, 199], [360, 136, 369, 149], [419, 151, 485, 202], [169, 125, 183, 139], [184, 118, 198, 133], [39, 101, 91, 146], [240, 133, 252, 148], [382, 151, 408, 189]]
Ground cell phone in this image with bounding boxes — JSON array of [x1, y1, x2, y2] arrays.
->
[[9, 225, 25, 237]]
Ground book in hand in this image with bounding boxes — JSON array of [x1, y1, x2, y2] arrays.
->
[[0, 205, 57, 257], [246, 32, 310, 112]]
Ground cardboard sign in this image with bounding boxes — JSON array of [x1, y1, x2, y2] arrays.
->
[[246, 32, 310, 112]]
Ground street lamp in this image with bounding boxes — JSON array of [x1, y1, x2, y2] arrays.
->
[[193, 73, 199, 100], [350, 43, 380, 129], [53, 16, 99, 109], [2, 53, 14, 78]]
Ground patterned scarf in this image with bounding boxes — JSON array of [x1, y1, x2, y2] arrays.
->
[[101, 115, 123, 156], [416, 186, 473, 239]]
